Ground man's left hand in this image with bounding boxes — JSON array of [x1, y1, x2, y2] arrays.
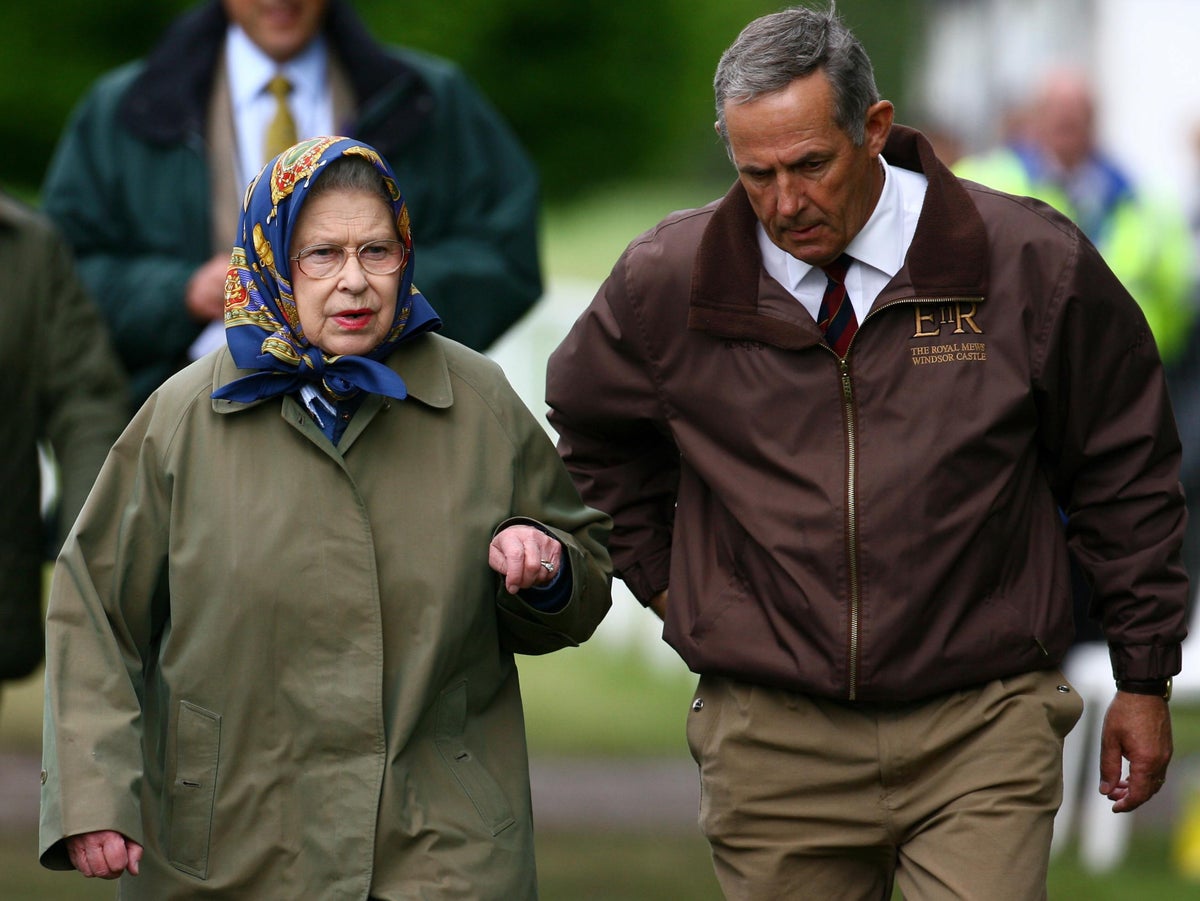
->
[[1098, 690, 1172, 812]]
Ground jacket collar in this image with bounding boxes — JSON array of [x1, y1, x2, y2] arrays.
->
[[210, 334, 453, 416], [688, 125, 989, 346], [119, 0, 431, 152]]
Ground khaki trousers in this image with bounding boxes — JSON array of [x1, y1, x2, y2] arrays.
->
[[686, 670, 1083, 900]]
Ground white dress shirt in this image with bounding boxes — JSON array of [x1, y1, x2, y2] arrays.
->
[[757, 156, 929, 324], [225, 25, 335, 188]]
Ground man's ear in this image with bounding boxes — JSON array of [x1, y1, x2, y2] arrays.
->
[[864, 100, 894, 155]]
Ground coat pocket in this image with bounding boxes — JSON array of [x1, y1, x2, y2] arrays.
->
[[435, 681, 516, 836], [168, 700, 221, 878]]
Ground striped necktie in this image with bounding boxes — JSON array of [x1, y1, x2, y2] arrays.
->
[[817, 253, 857, 357], [263, 74, 298, 163]]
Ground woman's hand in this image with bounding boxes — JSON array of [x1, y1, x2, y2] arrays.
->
[[489, 525, 563, 594], [66, 830, 143, 879]]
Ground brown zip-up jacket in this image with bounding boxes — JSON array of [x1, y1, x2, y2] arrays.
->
[[546, 126, 1188, 703]]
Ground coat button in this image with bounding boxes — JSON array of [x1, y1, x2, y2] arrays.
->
[[692, 698, 704, 711], [40, 769, 47, 785], [1056, 685, 1071, 693]]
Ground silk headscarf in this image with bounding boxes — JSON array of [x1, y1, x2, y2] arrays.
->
[[212, 136, 440, 405]]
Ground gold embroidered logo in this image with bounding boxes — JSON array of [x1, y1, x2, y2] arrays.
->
[[912, 302, 982, 337], [910, 301, 987, 366]]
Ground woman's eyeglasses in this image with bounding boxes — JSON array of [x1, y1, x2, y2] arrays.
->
[[291, 240, 407, 279]]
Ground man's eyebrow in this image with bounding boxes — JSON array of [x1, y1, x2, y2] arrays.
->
[[738, 150, 826, 175]]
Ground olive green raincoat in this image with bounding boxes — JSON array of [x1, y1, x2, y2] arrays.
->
[[40, 334, 612, 899]]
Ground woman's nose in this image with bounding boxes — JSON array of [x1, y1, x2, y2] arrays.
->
[[337, 254, 370, 290]]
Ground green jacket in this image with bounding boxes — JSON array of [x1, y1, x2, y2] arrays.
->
[[954, 146, 1195, 364], [41, 0, 543, 409], [40, 334, 612, 898], [0, 192, 126, 682]]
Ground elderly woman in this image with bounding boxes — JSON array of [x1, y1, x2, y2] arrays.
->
[[38, 137, 612, 899]]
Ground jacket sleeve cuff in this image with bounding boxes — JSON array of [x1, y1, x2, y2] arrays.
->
[[1107, 642, 1183, 682], [616, 546, 672, 606]]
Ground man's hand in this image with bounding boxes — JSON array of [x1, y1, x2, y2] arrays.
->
[[185, 253, 232, 322], [1098, 691, 1173, 812], [66, 830, 143, 879], [489, 525, 563, 594]]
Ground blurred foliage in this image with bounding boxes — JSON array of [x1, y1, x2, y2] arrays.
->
[[1, 0, 918, 203], [0, 3, 184, 197]]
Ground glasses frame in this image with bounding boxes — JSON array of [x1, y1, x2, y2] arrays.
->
[[290, 240, 408, 279]]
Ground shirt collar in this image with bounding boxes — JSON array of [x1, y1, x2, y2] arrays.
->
[[842, 156, 909, 278], [225, 24, 327, 111]]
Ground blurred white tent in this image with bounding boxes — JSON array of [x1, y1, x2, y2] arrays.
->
[[911, 0, 1200, 201]]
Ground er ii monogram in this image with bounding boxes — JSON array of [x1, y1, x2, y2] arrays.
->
[[909, 300, 987, 366]]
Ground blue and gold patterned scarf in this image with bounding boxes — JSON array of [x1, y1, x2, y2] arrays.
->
[[212, 136, 440, 405]]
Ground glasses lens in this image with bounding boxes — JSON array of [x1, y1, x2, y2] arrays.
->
[[296, 245, 346, 278], [358, 241, 406, 275]]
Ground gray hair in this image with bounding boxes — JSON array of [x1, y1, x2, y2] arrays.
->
[[713, 4, 879, 155], [307, 153, 394, 209]]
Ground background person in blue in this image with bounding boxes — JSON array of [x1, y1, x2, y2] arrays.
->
[[41, 0, 543, 411], [547, 6, 1188, 898], [39, 137, 611, 898]]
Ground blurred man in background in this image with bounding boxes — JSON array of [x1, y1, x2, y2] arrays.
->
[[0, 188, 126, 714], [41, 0, 543, 410]]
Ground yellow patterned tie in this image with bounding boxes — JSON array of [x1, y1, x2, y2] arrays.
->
[[263, 75, 298, 162]]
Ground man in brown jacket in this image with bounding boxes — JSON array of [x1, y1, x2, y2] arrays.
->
[[546, 6, 1188, 898]]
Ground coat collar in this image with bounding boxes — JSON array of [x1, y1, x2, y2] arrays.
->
[[210, 333, 453, 417], [119, 0, 431, 153], [688, 125, 989, 346]]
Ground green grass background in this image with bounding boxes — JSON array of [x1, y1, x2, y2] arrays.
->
[[4, 181, 1200, 899]]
